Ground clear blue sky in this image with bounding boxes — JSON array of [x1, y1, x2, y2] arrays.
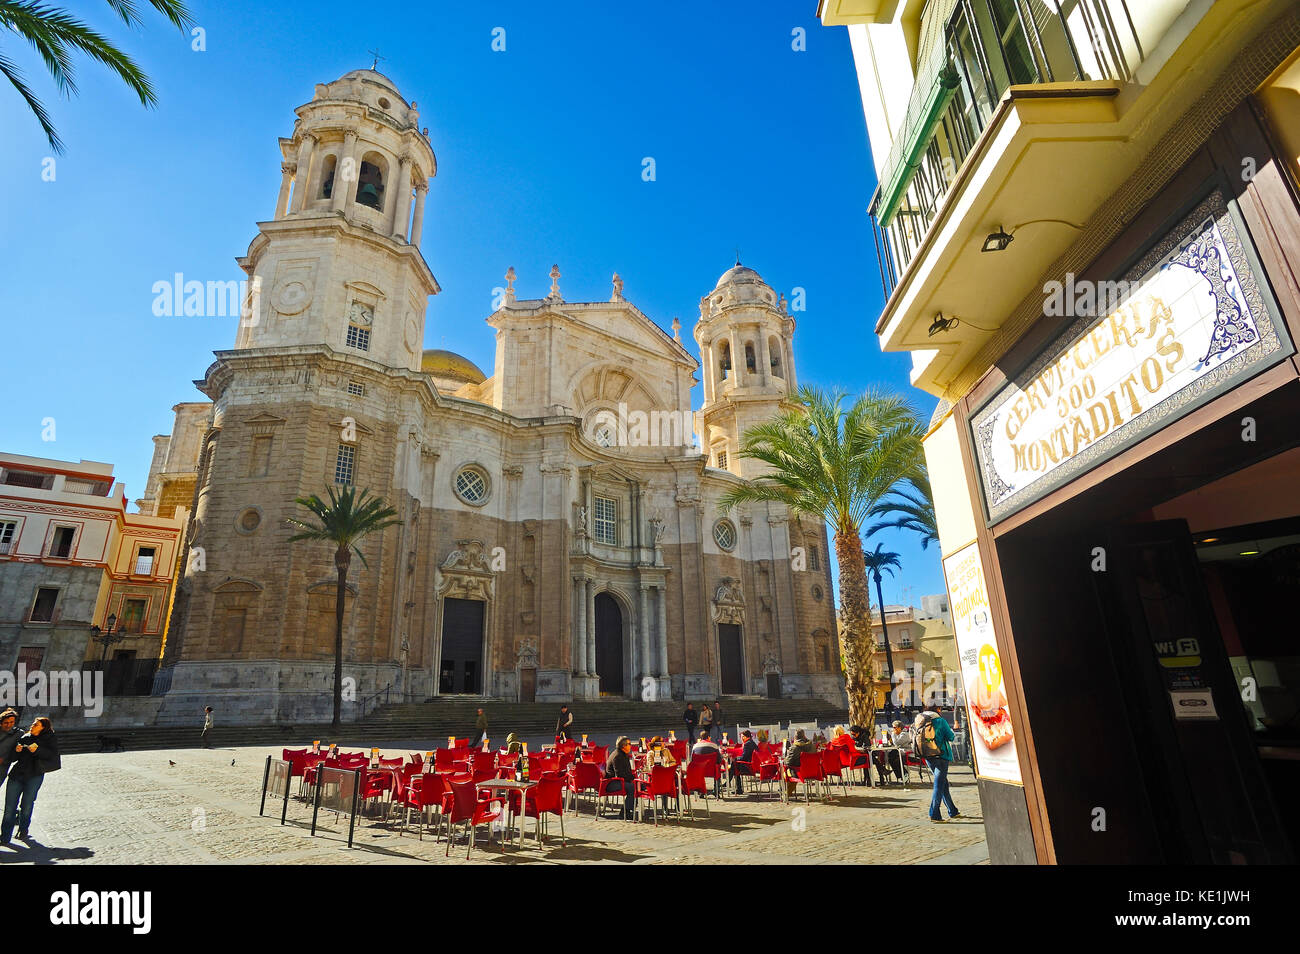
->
[[0, 0, 945, 604]]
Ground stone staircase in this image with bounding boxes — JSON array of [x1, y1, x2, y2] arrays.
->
[[55, 696, 849, 755]]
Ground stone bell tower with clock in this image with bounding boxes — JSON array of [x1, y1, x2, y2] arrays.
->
[[159, 69, 441, 723]]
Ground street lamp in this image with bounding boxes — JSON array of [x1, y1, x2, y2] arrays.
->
[[91, 613, 124, 664]]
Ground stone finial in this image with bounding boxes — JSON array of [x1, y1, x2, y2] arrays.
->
[[548, 264, 562, 301], [778, 293, 788, 313], [671, 316, 682, 343], [611, 272, 624, 301], [505, 266, 516, 302]]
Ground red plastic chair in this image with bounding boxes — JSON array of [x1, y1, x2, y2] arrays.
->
[[523, 774, 567, 846], [635, 765, 680, 826], [821, 748, 849, 797], [402, 772, 446, 840], [681, 756, 714, 818], [669, 740, 688, 764], [433, 748, 456, 772], [441, 778, 503, 858], [472, 751, 497, 774], [756, 753, 781, 797], [360, 770, 394, 821], [568, 760, 603, 816], [902, 749, 931, 786], [453, 738, 470, 750], [792, 752, 826, 803], [692, 749, 724, 798], [587, 746, 608, 765]]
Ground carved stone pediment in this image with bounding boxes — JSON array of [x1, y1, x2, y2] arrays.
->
[[516, 637, 540, 669], [436, 540, 495, 602], [762, 652, 781, 674], [711, 577, 745, 625]]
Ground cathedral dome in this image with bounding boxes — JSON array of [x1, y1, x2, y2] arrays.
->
[[714, 265, 766, 288], [335, 68, 402, 94], [421, 349, 486, 386]]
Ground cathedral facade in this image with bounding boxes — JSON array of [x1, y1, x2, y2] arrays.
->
[[144, 70, 843, 722]]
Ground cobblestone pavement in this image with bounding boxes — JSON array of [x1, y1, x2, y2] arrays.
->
[[0, 741, 988, 865]]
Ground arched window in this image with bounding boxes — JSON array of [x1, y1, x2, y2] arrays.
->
[[356, 153, 387, 211], [718, 341, 732, 376], [768, 335, 782, 377], [318, 154, 337, 199], [744, 342, 757, 373]]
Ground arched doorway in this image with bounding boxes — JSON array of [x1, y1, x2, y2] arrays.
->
[[594, 592, 624, 695]]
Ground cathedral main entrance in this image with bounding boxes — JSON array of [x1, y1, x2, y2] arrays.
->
[[439, 597, 485, 694], [594, 592, 624, 696], [718, 623, 745, 695]]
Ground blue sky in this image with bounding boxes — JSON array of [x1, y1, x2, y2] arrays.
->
[[0, 1, 945, 604]]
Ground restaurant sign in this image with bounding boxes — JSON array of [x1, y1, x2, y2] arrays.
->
[[972, 187, 1292, 523]]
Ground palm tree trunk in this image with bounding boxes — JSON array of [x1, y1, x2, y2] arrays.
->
[[332, 546, 350, 732], [876, 572, 896, 711], [833, 530, 876, 729]]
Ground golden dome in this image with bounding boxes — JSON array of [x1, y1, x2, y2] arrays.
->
[[421, 349, 486, 385]]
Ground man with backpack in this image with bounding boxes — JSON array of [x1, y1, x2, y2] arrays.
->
[[913, 707, 960, 822]]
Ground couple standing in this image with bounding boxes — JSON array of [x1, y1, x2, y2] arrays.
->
[[0, 709, 61, 845]]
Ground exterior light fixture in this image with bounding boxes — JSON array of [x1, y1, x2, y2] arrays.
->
[[928, 313, 961, 336], [981, 226, 1014, 252]]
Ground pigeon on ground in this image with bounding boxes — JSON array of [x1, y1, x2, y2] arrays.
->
[[231, 759, 235, 765], [168, 760, 176, 767]]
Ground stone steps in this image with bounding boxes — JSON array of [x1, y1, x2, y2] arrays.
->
[[55, 696, 849, 754]]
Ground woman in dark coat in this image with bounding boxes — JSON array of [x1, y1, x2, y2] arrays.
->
[[1, 716, 60, 844]]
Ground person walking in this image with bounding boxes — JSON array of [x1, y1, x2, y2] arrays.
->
[[603, 737, 637, 820], [915, 708, 960, 822], [712, 699, 726, 743], [699, 703, 714, 742], [1, 716, 61, 844], [683, 702, 698, 743], [472, 708, 489, 747], [0, 710, 20, 785], [200, 707, 214, 749], [555, 705, 575, 743]]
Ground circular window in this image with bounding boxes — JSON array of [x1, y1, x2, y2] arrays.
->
[[453, 466, 490, 506], [812, 585, 824, 601], [592, 423, 615, 448], [236, 508, 262, 534], [713, 519, 736, 551], [378, 97, 392, 109]]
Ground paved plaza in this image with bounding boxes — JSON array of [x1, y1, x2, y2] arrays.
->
[[0, 741, 987, 865]]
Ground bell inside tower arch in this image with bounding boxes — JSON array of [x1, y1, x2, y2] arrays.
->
[[356, 153, 387, 211], [319, 154, 337, 200], [768, 335, 782, 377], [718, 340, 732, 377]]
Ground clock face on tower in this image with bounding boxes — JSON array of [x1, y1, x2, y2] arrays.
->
[[348, 302, 373, 326]]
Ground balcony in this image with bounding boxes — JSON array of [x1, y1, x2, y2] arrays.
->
[[853, 0, 1284, 396]]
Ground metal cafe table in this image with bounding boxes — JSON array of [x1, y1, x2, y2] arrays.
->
[[475, 778, 536, 849]]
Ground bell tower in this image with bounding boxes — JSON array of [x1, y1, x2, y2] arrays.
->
[[235, 69, 439, 369], [694, 264, 798, 478]]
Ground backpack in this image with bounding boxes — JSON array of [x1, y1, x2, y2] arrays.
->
[[914, 715, 941, 760]]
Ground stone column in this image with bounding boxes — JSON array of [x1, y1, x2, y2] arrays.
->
[[332, 130, 357, 213], [585, 578, 596, 676], [573, 575, 587, 675], [275, 162, 294, 218], [390, 155, 413, 240], [656, 585, 668, 677], [639, 584, 652, 680], [410, 183, 428, 245], [289, 134, 316, 213], [729, 330, 743, 387]]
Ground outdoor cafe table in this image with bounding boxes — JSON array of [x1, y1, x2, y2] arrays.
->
[[870, 745, 909, 787], [476, 779, 536, 849]]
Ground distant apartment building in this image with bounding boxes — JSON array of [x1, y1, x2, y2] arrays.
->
[[867, 598, 959, 708], [0, 453, 187, 689]]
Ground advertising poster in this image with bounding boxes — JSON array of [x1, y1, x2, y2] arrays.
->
[[943, 542, 1022, 784]]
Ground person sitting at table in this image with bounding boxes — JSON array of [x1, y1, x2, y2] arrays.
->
[[783, 729, 818, 797], [604, 737, 637, 820], [872, 721, 909, 785], [728, 730, 759, 795], [504, 733, 523, 757], [690, 731, 724, 795], [645, 736, 677, 812]]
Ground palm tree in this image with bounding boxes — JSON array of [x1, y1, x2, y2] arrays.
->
[[866, 468, 938, 550], [1, 0, 193, 153], [719, 385, 924, 727], [287, 485, 400, 731], [862, 543, 902, 710]]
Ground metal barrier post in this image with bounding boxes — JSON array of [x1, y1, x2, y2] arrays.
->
[[281, 764, 292, 826], [310, 767, 323, 836], [347, 768, 361, 848], [258, 755, 271, 816]]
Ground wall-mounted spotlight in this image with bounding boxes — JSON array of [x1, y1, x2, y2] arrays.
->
[[928, 313, 961, 336], [981, 227, 1014, 253]]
